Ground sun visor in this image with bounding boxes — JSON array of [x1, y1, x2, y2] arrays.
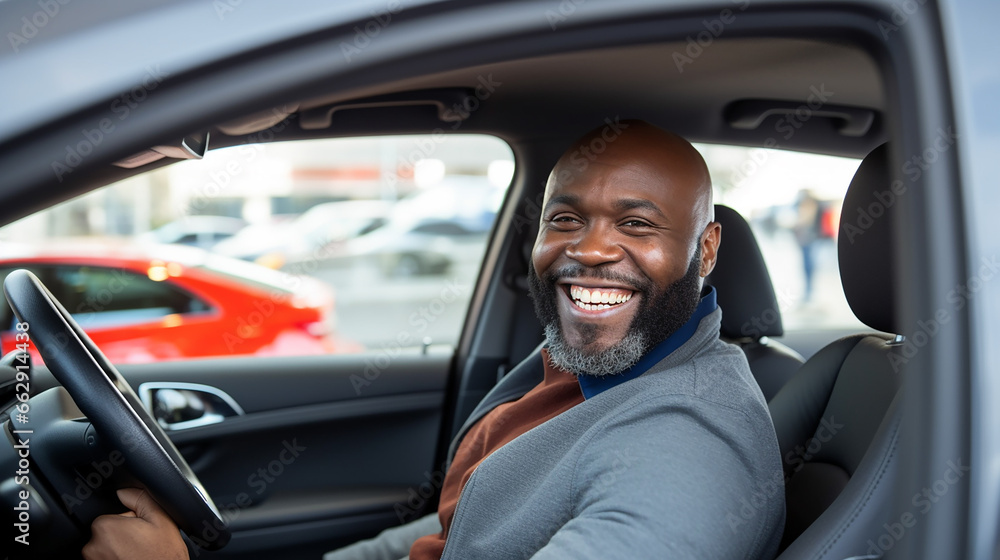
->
[[113, 131, 210, 169]]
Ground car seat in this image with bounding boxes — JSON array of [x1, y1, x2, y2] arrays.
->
[[708, 204, 804, 400], [771, 143, 904, 558]]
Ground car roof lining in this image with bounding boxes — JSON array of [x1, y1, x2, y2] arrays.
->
[[197, 36, 884, 155], [296, 37, 884, 133]]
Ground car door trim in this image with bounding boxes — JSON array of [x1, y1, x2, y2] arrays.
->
[[164, 391, 444, 444]]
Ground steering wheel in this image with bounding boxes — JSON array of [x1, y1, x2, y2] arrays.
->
[[3, 269, 230, 551]]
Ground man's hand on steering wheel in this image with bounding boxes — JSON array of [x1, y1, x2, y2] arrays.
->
[[83, 489, 188, 560]]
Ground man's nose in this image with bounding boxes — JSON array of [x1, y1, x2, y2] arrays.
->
[[565, 223, 624, 266]]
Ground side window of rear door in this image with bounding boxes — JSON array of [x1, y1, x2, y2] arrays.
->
[[0, 266, 46, 332], [52, 266, 206, 330]]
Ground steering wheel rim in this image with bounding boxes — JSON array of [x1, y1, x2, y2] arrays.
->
[[3, 269, 230, 550]]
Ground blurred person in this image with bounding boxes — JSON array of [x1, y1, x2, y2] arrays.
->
[[793, 189, 823, 302]]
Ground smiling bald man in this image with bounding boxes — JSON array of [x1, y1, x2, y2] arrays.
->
[[85, 121, 785, 560], [531, 121, 718, 378]]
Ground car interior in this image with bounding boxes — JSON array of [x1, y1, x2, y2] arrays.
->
[[706, 204, 804, 402], [0, 2, 972, 559]]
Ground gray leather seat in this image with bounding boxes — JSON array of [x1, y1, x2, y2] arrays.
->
[[771, 143, 905, 558], [708, 204, 804, 400]]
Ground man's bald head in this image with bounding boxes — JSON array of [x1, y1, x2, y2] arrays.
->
[[547, 120, 715, 236]]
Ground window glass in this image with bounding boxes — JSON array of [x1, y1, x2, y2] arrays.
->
[[0, 265, 208, 330], [0, 135, 514, 363], [51, 266, 208, 328], [694, 143, 866, 331], [0, 267, 35, 330]]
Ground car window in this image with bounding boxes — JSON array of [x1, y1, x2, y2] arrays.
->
[[695, 143, 866, 333], [0, 265, 210, 331], [0, 267, 35, 330], [411, 221, 476, 236], [51, 266, 210, 328], [0, 135, 514, 363]]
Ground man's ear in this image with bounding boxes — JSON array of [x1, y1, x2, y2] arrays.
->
[[698, 221, 722, 278]]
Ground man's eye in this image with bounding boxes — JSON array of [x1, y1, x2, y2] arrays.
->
[[550, 215, 579, 224], [623, 219, 651, 228]]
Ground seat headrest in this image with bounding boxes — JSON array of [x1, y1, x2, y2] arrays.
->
[[707, 204, 783, 340], [838, 143, 896, 334]]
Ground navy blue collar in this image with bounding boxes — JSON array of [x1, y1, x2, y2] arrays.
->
[[576, 286, 717, 399]]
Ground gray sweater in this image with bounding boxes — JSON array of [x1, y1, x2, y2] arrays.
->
[[328, 307, 785, 559]]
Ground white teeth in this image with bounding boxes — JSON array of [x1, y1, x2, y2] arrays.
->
[[571, 298, 624, 311], [569, 285, 633, 310]]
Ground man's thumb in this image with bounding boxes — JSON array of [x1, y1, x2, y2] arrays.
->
[[117, 488, 171, 525]]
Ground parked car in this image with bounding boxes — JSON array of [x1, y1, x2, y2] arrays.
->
[[216, 200, 390, 269], [138, 216, 248, 250], [0, 243, 344, 364], [346, 181, 503, 276], [210, 215, 298, 265]]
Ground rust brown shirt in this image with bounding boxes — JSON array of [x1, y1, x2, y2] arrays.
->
[[409, 349, 584, 560]]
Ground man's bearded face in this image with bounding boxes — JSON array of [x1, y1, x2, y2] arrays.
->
[[528, 247, 703, 377]]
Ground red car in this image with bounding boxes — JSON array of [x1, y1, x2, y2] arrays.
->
[[0, 242, 350, 363]]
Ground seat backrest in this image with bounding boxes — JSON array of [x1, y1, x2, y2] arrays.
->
[[707, 204, 804, 400], [772, 143, 905, 558]]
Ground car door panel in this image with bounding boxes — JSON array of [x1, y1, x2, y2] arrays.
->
[[28, 352, 452, 559]]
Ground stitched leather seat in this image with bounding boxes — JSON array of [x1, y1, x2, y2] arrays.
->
[[708, 204, 804, 400], [771, 143, 904, 558]]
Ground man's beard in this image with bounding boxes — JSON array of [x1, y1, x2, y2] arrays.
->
[[528, 249, 704, 377]]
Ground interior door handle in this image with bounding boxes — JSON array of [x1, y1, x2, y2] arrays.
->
[[138, 382, 244, 431]]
